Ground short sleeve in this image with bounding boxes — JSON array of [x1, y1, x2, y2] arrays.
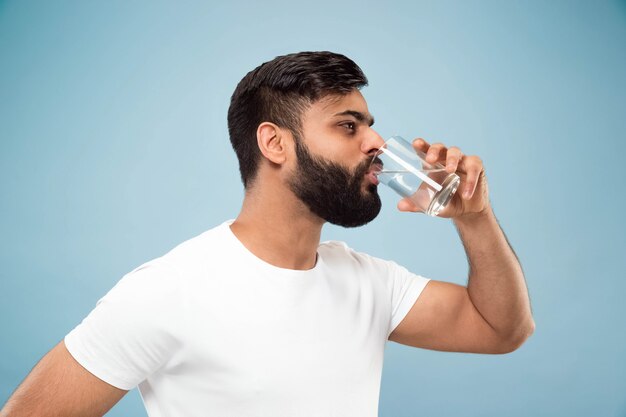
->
[[386, 261, 431, 338], [64, 261, 183, 390]]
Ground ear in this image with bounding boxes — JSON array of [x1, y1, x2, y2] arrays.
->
[[257, 122, 290, 165]]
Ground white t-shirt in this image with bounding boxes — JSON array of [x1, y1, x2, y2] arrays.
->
[[65, 219, 430, 417]]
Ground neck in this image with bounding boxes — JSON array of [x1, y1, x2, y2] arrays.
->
[[230, 184, 324, 271]]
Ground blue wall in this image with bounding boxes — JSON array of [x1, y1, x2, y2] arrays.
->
[[2, 1, 625, 415]]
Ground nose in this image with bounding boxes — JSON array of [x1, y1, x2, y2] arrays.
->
[[361, 128, 385, 156]]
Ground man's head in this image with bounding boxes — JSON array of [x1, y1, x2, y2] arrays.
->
[[227, 51, 383, 227], [228, 51, 369, 188]]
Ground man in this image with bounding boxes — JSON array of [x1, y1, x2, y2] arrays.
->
[[1, 51, 534, 417]]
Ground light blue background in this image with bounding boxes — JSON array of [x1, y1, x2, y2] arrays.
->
[[1, 1, 625, 416]]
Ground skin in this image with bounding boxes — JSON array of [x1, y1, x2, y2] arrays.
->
[[0, 341, 127, 416], [0, 89, 535, 416]]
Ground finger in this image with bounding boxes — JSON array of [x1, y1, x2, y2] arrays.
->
[[426, 142, 446, 164], [445, 146, 463, 174], [412, 138, 429, 153], [397, 197, 420, 212], [459, 156, 483, 199]]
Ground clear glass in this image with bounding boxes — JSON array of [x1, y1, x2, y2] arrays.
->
[[370, 136, 460, 216]]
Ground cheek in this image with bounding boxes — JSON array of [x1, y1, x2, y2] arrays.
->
[[308, 133, 342, 157], [310, 142, 352, 164], [327, 139, 363, 163], [301, 127, 363, 167]]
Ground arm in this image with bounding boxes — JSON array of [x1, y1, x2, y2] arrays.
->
[[454, 206, 534, 348], [388, 139, 534, 354], [389, 207, 534, 353], [0, 341, 127, 417]]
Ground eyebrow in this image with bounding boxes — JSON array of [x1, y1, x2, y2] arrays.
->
[[333, 110, 375, 127]]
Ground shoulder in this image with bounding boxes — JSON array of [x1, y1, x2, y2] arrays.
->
[[140, 220, 233, 276], [318, 239, 364, 261], [102, 260, 181, 310], [108, 222, 230, 300], [162, 221, 229, 262], [318, 240, 401, 275]]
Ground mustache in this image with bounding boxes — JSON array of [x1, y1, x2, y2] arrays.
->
[[354, 155, 383, 178]]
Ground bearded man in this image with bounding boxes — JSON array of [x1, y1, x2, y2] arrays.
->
[[1, 51, 534, 417]]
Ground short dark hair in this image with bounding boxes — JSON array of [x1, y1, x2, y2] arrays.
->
[[227, 51, 368, 188]]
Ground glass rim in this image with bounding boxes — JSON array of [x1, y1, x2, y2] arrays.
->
[[367, 135, 411, 174]]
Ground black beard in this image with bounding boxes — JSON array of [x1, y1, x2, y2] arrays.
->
[[287, 137, 382, 228]]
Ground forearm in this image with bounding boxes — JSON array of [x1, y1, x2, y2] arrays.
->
[[454, 206, 535, 345]]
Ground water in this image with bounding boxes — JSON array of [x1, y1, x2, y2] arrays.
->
[[377, 169, 460, 216], [426, 173, 460, 216]]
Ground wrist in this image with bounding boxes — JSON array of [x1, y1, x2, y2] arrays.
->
[[453, 204, 494, 226]]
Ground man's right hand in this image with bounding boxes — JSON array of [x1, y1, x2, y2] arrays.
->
[[0, 341, 127, 417]]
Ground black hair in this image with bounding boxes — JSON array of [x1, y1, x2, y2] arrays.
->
[[227, 51, 368, 188]]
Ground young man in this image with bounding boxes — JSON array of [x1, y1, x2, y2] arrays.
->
[[1, 51, 534, 417]]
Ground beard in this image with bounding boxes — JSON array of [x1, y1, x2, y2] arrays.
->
[[287, 136, 382, 228]]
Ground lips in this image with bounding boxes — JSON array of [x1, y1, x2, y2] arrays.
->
[[367, 171, 380, 185], [365, 163, 382, 185]]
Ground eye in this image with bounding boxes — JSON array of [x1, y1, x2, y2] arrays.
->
[[341, 121, 356, 132]]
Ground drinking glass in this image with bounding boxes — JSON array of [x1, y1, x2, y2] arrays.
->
[[369, 136, 460, 216]]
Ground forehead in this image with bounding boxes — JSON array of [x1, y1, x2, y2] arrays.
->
[[304, 90, 372, 123]]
